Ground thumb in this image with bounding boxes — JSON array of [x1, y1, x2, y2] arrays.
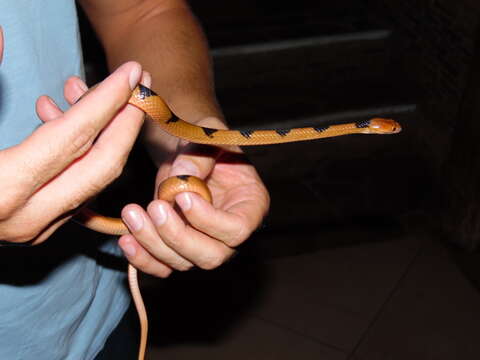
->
[[168, 117, 228, 178], [168, 144, 217, 179]]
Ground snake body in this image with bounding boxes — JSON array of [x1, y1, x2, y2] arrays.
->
[[128, 85, 401, 146], [76, 84, 401, 360]]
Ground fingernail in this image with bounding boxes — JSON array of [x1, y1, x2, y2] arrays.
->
[[170, 159, 200, 177], [128, 63, 142, 90], [75, 78, 88, 93], [121, 242, 136, 257], [176, 193, 192, 211], [46, 96, 58, 108], [141, 71, 152, 88], [123, 209, 143, 232], [151, 203, 167, 226]]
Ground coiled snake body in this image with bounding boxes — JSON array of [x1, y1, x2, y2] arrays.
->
[[76, 85, 402, 359]]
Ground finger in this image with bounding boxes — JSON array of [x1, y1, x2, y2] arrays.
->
[[121, 204, 194, 271], [24, 92, 146, 220], [61, 71, 150, 162], [146, 199, 236, 270], [141, 71, 152, 88], [62, 71, 150, 157], [30, 215, 71, 245], [12, 61, 142, 195], [164, 117, 228, 181], [64, 61, 140, 124], [119, 234, 173, 278], [92, 70, 151, 148], [0, 203, 72, 244], [11, 101, 144, 235], [36, 96, 63, 123], [15, 66, 146, 220], [168, 150, 214, 178], [63, 71, 151, 107], [64, 76, 89, 105], [175, 192, 258, 247]]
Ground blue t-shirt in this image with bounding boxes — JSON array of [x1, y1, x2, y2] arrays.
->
[[0, 2, 130, 359]]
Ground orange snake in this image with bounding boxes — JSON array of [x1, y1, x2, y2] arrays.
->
[[74, 84, 401, 359]]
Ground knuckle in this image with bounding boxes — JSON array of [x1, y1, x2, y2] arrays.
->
[[68, 125, 96, 158], [155, 268, 173, 279], [111, 162, 125, 180], [0, 202, 17, 220], [229, 225, 250, 247], [198, 254, 224, 270], [135, 257, 173, 278], [1, 226, 37, 244], [172, 261, 193, 272], [104, 160, 126, 183], [65, 198, 83, 213], [66, 191, 94, 213], [0, 190, 25, 220], [15, 230, 37, 243], [225, 215, 251, 247], [134, 257, 151, 272], [63, 163, 125, 215], [90, 176, 111, 194], [164, 228, 183, 248], [129, 252, 156, 273]]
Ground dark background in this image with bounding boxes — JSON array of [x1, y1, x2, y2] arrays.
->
[[78, 1, 480, 359]]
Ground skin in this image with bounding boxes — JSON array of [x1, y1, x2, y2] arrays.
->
[[61, 0, 269, 276], [0, 27, 147, 245]]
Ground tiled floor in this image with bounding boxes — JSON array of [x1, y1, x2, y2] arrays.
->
[[353, 238, 480, 360], [141, 219, 480, 360]]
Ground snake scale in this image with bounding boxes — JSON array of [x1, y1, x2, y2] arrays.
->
[[75, 84, 402, 360]]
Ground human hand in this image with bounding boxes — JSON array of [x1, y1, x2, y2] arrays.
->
[[61, 70, 269, 277], [0, 58, 146, 245], [119, 117, 270, 277]]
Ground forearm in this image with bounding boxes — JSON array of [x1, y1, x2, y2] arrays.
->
[[81, 1, 224, 156]]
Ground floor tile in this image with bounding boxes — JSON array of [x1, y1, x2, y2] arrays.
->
[[353, 240, 480, 360], [249, 229, 421, 351]]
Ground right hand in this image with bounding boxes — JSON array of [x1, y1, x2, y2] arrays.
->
[[0, 28, 146, 245]]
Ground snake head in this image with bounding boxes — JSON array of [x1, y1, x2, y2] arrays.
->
[[368, 118, 402, 134]]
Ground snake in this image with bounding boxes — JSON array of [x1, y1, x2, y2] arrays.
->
[[74, 84, 402, 360]]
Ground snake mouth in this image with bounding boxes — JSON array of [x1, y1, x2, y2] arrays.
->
[[391, 121, 402, 134], [391, 125, 401, 134], [381, 119, 402, 134]]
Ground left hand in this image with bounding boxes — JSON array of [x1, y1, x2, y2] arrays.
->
[[119, 138, 270, 278]]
